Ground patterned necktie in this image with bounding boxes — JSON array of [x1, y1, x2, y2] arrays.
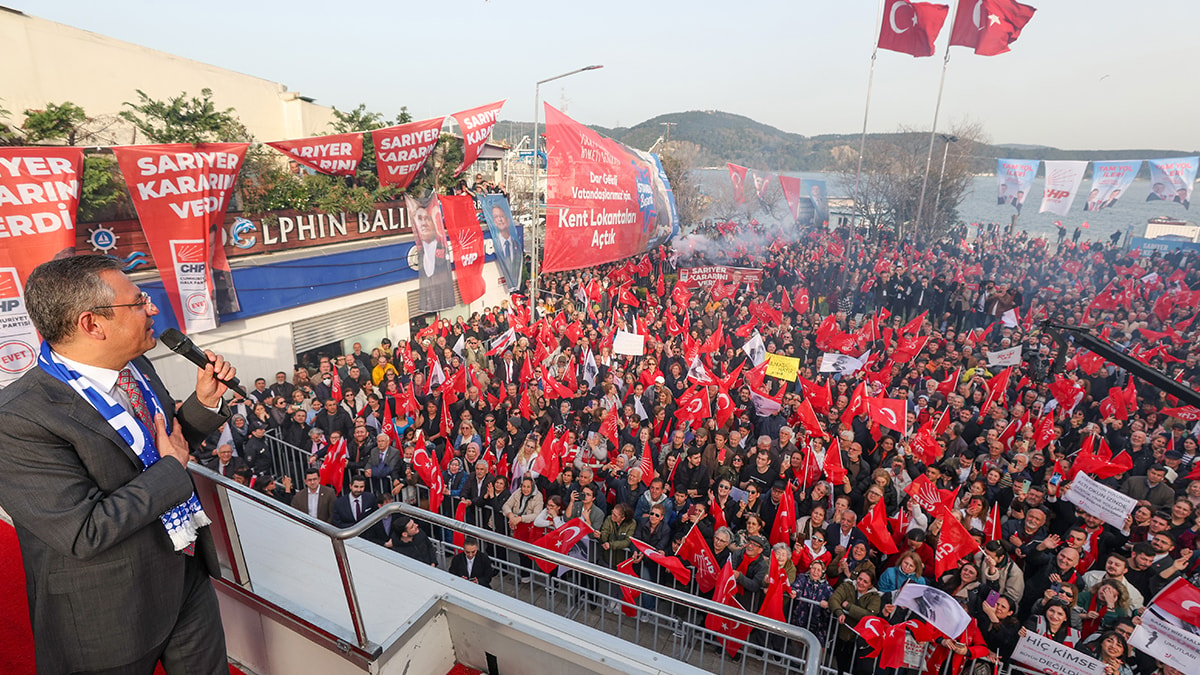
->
[[354, 498, 361, 520], [117, 368, 153, 431]]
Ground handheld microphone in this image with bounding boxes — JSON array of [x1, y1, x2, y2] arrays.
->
[[159, 328, 248, 398]]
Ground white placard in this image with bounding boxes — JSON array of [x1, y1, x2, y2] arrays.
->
[[1012, 631, 1106, 675], [987, 345, 1022, 367], [612, 330, 645, 356], [1128, 607, 1200, 674], [1065, 472, 1137, 529]]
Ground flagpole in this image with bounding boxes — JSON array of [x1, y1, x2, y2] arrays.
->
[[913, 0, 959, 241], [853, 0, 887, 233]]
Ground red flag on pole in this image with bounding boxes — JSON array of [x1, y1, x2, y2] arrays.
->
[[984, 501, 1001, 541], [677, 525, 721, 593], [616, 557, 641, 617], [949, 0, 1037, 56], [935, 514, 978, 576], [865, 396, 908, 434], [411, 432, 446, 513], [639, 442, 656, 486], [319, 437, 348, 493], [630, 538, 693, 585], [531, 517, 593, 574], [758, 553, 787, 623], [862, 498, 900, 555], [823, 440, 847, 485], [705, 560, 754, 657], [441, 194, 487, 304], [878, 0, 951, 57], [453, 500, 469, 548], [727, 163, 748, 203]]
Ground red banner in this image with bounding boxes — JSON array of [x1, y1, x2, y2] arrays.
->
[[677, 265, 764, 289], [0, 147, 84, 384], [778, 174, 804, 221], [266, 131, 363, 176], [727, 163, 748, 203], [440, 195, 485, 305], [542, 104, 660, 273], [374, 117, 445, 189], [112, 143, 248, 333], [452, 100, 505, 176]]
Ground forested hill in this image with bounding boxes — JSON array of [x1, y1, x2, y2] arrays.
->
[[490, 110, 1197, 173]]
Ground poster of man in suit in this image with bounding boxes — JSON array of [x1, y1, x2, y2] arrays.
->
[[406, 194, 456, 313], [480, 194, 524, 291]]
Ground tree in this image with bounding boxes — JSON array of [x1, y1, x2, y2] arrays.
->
[[658, 140, 709, 227], [0, 100, 20, 145], [836, 121, 987, 244], [22, 102, 88, 145], [119, 88, 244, 144]]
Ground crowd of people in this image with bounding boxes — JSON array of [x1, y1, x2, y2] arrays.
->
[[193, 218, 1200, 675]]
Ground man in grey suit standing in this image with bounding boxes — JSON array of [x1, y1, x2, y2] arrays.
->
[[0, 255, 235, 674]]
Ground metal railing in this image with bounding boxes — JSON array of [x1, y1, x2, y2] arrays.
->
[[190, 464, 825, 675], [262, 429, 395, 496]]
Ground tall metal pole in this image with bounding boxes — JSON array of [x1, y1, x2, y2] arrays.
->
[[853, 0, 887, 232], [932, 134, 958, 237], [528, 65, 603, 318], [913, 49, 952, 241]]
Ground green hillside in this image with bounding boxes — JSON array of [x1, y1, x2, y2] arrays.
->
[[491, 111, 1198, 174]]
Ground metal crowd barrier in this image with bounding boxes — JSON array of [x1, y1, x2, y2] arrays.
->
[[191, 464, 826, 675]]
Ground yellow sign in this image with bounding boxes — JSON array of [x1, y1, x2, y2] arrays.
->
[[765, 354, 800, 382]]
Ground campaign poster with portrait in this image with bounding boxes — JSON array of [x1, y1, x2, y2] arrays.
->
[[405, 194, 456, 313], [795, 179, 828, 226], [629, 148, 681, 248], [996, 159, 1040, 212], [1083, 161, 1141, 211], [1145, 157, 1199, 209], [480, 194, 524, 291]]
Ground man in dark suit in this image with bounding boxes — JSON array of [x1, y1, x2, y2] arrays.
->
[[332, 474, 379, 529], [203, 442, 248, 478], [291, 467, 336, 523], [408, 194, 455, 313], [826, 509, 868, 559], [448, 537, 495, 588], [0, 255, 234, 674]]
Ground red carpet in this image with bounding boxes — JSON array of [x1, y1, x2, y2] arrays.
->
[[1, 519, 244, 675], [446, 666, 482, 675], [0, 518, 35, 674]]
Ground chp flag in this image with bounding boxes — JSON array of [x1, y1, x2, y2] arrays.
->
[[1039, 160, 1089, 216], [542, 105, 673, 273], [0, 147, 85, 385], [440, 195, 486, 304], [112, 143, 249, 333], [266, 131, 363, 176], [451, 100, 505, 176]]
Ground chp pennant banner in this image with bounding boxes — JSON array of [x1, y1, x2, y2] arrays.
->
[[112, 143, 248, 333], [0, 147, 85, 384]]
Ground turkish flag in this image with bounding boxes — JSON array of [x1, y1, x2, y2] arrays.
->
[[631, 538, 693, 585], [319, 438, 348, 493], [531, 517, 593, 574], [617, 282, 641, 307], [769, 482, 796, 546], [616, 557, 641, 617], [1048, 375, 1086, 412], [410, 432, 445, 512], [935, 514, 977, 577], [672, 281, 692, 308], [714, 387, 736, 429], [984, 501, 1002, 541], [533, 427, 561, 480], [677, 385, 712, 425], [794, 287, 811, 314], [861, 498, 899, 555], [758, 553, 787, 623], [979, 367, 1012, 415], [949, 0, 1037, 56], [865, 396, 908, 434], [1150, 577, 1200, 629], [677, 525, 721, 593], [727, 163, 749, 203], [902, 310, 929, 337], [453, 501, 469, 548], [796, 397, 828, 440], [823, 439, 847, 485], [706, 561, 753, 656], [700, 319, 724, 353]]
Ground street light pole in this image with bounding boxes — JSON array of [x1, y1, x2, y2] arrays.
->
[[931, 134, 958, 238], [529, 64, 603, 318]]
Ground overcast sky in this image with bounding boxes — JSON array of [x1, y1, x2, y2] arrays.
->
[[22, 1, 1200, 151]]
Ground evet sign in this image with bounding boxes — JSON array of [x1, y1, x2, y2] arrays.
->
[[0, 268, 42, 385]]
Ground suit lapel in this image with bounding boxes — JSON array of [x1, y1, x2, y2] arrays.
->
[[36, 368, 147, 468]]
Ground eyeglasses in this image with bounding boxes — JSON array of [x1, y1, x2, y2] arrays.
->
[[91, 291, 154, 312]]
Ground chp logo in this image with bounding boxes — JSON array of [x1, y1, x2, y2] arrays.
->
[[171, 241, 206, 265], [0, 270, 23, 313]]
